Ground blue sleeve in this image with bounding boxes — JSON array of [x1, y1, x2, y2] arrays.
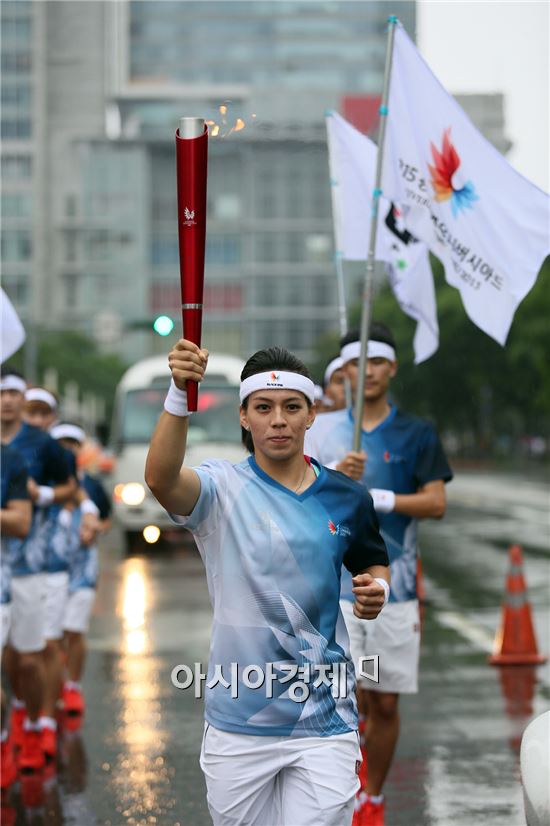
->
[[43, 436, 72, 484], [6, 463, 30, 502], [84, 476, 112, 520], [343, 490, 389, 575], [414, 424, 453, 487], [64, 448, 77, 477], [169, 460, 228, 538]]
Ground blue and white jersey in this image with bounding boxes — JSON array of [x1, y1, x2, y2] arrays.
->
[[1, 444, 30, 603], [67, 473, 110, 591], [67, 510, 98, 592], [45, 448, 78, 574], [7, 423, 71, 576], [171, 456, 388, 738], [305, 406, 452, 603]]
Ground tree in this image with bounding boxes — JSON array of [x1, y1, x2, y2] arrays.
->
[[8, 330, 128, 427]]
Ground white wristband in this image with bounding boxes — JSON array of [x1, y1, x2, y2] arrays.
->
[[374, 577, 390, 606], [58, 508, 73, 529], [164, 379, 191, 417], [36, 486, 55, 508], [80, 498, 100, 517], [369, 488, 396, 514]]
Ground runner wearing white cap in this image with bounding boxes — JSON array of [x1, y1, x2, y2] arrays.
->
[[20, 389, 101, 758], [146, 338, 390, 826], [51, 422, 111, 725], [305, 323, 452, 826], [322, 355, 346, 412], [0, 369, 75, 771], [0, 443, 32, 789]]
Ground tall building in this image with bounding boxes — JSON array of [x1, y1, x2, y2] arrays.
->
[[1, 1, 511, 366], [1, 1, 42, 333]]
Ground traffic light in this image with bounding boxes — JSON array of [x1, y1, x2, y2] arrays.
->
[[153, 315, 175, 336]]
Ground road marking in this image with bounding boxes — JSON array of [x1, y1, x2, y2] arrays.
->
[[435, 610, 494, 653]]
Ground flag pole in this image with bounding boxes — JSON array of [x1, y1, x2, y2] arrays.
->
[[326, 112, 352, 407], [353, 15, 398, 451]]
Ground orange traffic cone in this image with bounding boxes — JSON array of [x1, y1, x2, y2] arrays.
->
[[489, 545, 547, 666]]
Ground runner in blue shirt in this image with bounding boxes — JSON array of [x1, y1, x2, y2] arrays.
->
[[23, 387, 101, 759], [305, 322, 453, 826], [0, 443, 32, 789], [0, 369, 75, 771], [146, 338, 390, 826], [50, 422, 112, 726]]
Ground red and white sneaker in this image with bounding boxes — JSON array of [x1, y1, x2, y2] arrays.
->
[[62, 684, 85, 717], [0, 736, 17, 788], [17, 729, 45, 773], [361, 795, 385, 826], [10, 705, 26, 750], [40, 726, 57, 762], [352, 791, 367, 826]]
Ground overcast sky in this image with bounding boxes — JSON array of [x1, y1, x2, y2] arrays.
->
[[418, 0, 549, 192]]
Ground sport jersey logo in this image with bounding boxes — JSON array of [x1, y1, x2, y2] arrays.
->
[[383, 450, 405, 464], [328, 520, 350, 537]]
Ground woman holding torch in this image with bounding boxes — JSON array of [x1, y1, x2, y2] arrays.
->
[[145, 337, 390, 826]]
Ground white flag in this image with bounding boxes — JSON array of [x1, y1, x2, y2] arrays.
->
[[326, 111, 438, 363], [377, 204, 439, 363], [381, 25, 550, 346], [1, 288, 26, 363]]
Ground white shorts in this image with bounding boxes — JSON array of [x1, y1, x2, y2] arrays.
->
[[63, 588, 95, 634], [9, 574, 47, 654], [200, 723, 361, 826], [44, 571, 70, 640], [340, 598, 420, 694], [1, 603, 11, 652]]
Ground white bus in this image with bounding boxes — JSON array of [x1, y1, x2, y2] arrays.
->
[[109, 353, 245, 551]]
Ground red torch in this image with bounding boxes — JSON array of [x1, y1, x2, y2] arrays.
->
[[175, 117, 209, 411]]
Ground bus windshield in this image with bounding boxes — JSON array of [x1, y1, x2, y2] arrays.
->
[[120, 385, 242, 445]]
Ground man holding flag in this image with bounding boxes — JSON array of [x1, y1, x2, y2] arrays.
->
[[305, 323, 452, 824]]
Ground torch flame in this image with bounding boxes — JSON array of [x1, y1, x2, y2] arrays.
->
[[207, 103, 257, 139]]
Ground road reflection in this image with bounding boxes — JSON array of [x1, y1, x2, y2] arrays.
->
[[106, 557, 176, 825], [2, 728, 93, 826]]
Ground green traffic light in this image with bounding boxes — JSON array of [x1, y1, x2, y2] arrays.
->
[[153, 315, 174, 336]]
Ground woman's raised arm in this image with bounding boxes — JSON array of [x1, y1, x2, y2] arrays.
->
[[145, 339, 208, 517]]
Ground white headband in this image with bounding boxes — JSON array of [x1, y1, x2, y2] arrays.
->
[[50, 423, 86, 443], [25, 388, 58, 410], [0, 375, 27, 394], [313, 384, 324, 401], [340, 340, 396, 364], [324, 357, 344, 387], [240, 371, 316, 404]]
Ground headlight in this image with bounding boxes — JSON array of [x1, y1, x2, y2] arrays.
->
[[117, 482, 146, 506], [143, 525, 161, 544]]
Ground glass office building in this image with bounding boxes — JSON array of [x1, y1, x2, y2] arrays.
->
[[0, 1, 37, 322], [96, 0, 416, 359]]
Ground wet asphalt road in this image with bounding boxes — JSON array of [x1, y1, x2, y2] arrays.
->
[[4, 469, 549, 826]]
